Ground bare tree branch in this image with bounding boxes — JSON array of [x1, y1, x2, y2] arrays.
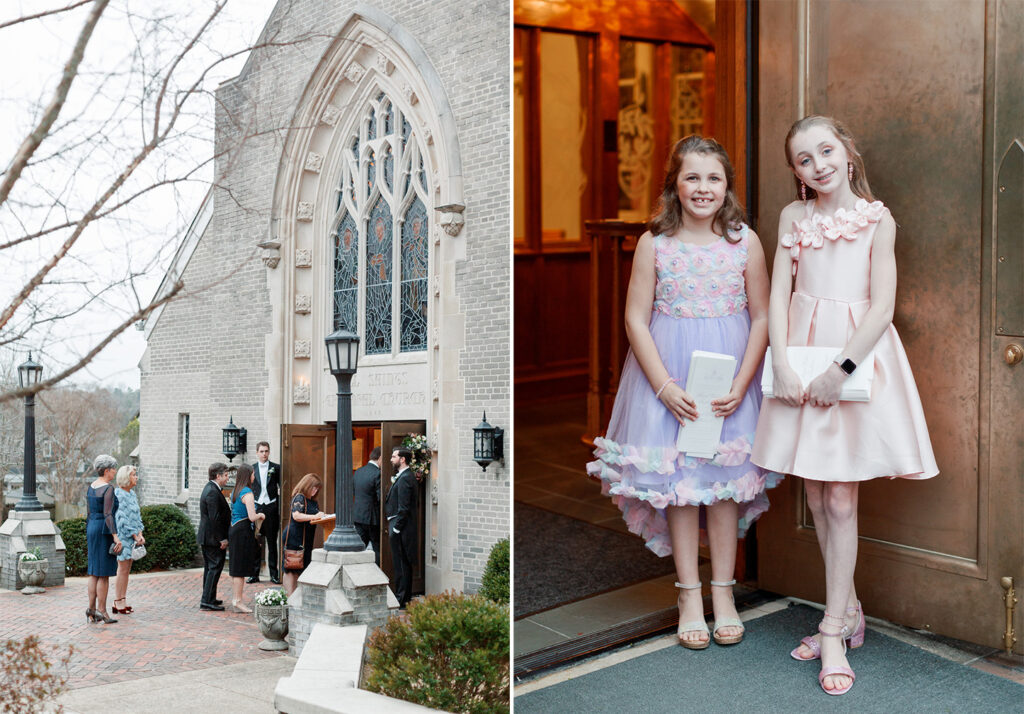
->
[[0, 0, 97, 32], [0, 0, 110, 208]]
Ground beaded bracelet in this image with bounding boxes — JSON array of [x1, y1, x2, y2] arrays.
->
[[654, 377, 677, 399]]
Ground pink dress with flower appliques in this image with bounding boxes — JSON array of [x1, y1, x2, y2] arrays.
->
[[751, 200, 938, 482], [587, 225, 783, 557]]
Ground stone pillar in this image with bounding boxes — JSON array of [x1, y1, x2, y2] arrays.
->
[[287, 548, 398, 656], [0, 510, 66, 590]]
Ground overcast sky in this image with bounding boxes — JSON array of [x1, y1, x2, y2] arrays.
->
[[0, 0, 277, 390]]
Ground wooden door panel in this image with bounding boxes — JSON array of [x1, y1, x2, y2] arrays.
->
[[757, 0, 1023, 651], [281, 424, 336, 550]]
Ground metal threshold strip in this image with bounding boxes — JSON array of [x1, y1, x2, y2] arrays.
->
[[514, 588, 774, 680]]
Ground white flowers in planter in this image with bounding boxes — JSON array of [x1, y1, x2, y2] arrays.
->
[[254, 588, 288, 606], [19, 547, 43, 562]]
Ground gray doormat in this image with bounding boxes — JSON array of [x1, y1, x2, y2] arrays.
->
[[514, 603, 1022, 712], [514, 503, 675, 619]]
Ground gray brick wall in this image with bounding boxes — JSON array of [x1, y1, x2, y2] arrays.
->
[[140, 0, 508, 593]]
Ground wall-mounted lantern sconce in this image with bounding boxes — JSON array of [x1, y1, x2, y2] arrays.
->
[[222, 416, 247, 462], [473, 411, 504, 472]]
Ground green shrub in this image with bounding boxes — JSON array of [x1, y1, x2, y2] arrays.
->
[[365, 592, 509, 714], [478, 538, 509, 605], [55, 517, 87, 576], [56, 505, 196, 574], [133, 504, 196, 572]]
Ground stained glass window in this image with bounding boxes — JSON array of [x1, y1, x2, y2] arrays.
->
[[332, 90, 429, 356], [364, 196, 393, 354], [333, 213, 358, 332], [401, 196, 429, 351]]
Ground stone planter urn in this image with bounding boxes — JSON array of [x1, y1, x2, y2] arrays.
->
[[18, 558, 48, 594], [254, 603, 289, 651]]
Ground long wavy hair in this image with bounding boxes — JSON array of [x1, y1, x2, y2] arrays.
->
[[648, 135, 746, 243], [785, 115, 875, 202]]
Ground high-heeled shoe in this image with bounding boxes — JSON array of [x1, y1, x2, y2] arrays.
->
[[94, 610, 118, 624], [112, 598, 133, 614], [710, 579, 745, 645], [790, 601, 864, 660], [817, 613, 855, 696], [86, 608, 99, 623], [674, 582, 710, 650]]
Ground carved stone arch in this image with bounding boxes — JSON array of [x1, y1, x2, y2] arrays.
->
[[266, 6, 460, 425]]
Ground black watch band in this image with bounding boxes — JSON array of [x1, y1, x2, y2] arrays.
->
[[833, 356, 857, 375]]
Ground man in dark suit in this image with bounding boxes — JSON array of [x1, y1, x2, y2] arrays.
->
[[385, 447, 418, 608], [353, 446, 382, 565], [197, 462, 231, 610], [249, 441, 281, 584]]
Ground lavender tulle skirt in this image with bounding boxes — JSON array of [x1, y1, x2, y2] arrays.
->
[[587, 310, 783, 557]]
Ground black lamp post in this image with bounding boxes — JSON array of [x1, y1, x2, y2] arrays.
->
[[16, 354, 44, 512], [323, 328, 364, 551]]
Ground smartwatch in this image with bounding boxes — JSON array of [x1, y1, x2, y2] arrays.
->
[[833, 355, 857, 375]]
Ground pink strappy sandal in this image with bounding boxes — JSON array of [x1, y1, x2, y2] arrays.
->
[[817, 613, 855, 696], [790, 600, 864, 660]]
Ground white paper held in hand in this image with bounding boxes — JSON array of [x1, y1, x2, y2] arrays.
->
[[761, 346, 874, 402], [675, 350, 737, 459]]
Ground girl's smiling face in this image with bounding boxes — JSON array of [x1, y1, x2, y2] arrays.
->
[[788, 124, 850, 196], [676, 152, 727, 222]]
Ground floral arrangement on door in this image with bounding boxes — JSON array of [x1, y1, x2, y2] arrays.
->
[[402, 433, 433, 481]]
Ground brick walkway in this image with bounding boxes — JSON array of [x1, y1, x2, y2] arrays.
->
[[0, 568, 285, 690]]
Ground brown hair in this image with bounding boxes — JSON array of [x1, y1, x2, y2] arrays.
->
[[292, 473, 322, 499], [231, 464, 253, 503], [648, 135, 746, 243], [784, 115, 875, 202]]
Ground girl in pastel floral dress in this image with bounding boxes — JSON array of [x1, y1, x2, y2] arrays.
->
[[588, 136, 780, 650]]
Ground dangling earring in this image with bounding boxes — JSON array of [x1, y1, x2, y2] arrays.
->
[[800, 181, 807, 201], [848, 163, 854, 181]]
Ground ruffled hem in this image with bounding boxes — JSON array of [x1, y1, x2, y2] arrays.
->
[[587, 436, 785, 557]]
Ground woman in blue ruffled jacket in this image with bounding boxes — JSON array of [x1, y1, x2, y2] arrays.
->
[[112, 465, 145, 614]]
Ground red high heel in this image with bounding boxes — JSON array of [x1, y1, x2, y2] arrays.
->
[[112, 598, 133, 614]]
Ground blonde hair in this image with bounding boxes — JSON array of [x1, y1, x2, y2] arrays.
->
[[649, 135, 746, 243], [785, 115, 875, 202], [115, 465, 136, 488]]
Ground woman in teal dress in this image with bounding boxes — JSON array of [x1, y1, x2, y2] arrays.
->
[[86, 454, 122, 624], [113, 465, 145, 614], [228, 464, 264, 612]]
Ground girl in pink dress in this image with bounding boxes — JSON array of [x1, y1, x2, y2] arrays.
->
[[751, 116, 938, 695], [589, 136, 779, 650]]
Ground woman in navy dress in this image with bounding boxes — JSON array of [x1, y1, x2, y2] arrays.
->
[[282, 473, 326, 595], [86, 454, 122, 623]]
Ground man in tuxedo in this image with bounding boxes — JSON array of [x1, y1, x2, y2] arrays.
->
[[385, 447, 418, 608], [197, 463, 231, 610], [249, 441, 281, 584], [353, 446, 382, 565]]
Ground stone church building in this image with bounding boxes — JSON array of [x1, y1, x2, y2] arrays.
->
[[139, 0, 508, 595]]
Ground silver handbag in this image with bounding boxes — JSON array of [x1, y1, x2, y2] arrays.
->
[[130, 543, 147, 560]]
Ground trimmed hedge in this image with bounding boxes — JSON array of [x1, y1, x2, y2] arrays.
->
[[134, 505, 196, 572], [478, 538, 509, 605], [56, 504, 196, 575], [55, 517, 87, 576], [365, 592, 509, 714]]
